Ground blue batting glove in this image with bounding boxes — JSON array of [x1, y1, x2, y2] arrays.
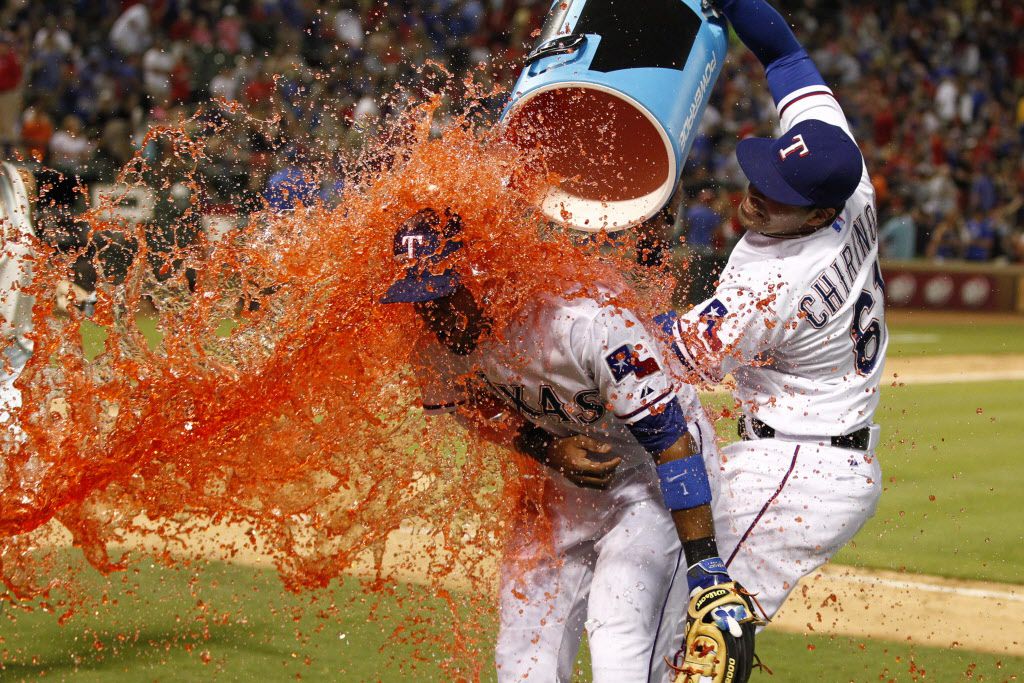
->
[[686, 556, 732, 592], [687, 557, 751, 638]]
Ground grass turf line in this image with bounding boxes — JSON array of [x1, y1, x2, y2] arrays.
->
[[2, 559, 1020, 682]]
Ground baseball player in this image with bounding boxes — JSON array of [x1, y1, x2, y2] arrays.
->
[[381, 208, 760, 682], [0, 162, 36, 440], [655, 0, 885, 641]]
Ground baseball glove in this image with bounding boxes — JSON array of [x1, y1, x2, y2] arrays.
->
[[670, 582, 765, 683]]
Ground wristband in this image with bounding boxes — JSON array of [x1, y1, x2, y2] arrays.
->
[[514, 424, 554, 464], [657, 454, 713, 511]]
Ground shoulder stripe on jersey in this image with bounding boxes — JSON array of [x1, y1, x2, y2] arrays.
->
[[615, 387, 675, 421], [778, 89, 836, 118]]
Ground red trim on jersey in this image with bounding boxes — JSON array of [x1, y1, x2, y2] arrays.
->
[[778, 90, 835, 118], [614, 387, 674, 421], [726, 445, 800, 568]]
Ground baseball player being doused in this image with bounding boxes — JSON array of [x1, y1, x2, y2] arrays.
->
[[380, 208, 763, 682], [650, 0, 885, 675], [0, 162, 39, 443]]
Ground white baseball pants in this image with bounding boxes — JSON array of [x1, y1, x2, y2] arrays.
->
[[494, 495, 688, 683], [705, 433, 883, 620]]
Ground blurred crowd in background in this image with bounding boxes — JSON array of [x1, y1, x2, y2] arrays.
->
[[680, 0, 1024, 280], [0, 0, 1022, 282]]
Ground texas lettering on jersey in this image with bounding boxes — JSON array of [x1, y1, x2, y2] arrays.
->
[[483, 375, 605, 425]]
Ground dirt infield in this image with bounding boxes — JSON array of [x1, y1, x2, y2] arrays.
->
[[64, 517, 1017, 658], [30, 353, 1023, 658], [773, 564, 1024, 657]]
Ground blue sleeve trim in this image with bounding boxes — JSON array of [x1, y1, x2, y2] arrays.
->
[[657, 454, 713, 511], [765, 49, 827, 105], [627, 397, 687, 454]]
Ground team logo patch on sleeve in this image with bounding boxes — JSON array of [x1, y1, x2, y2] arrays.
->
[[698, 299, 728, 352], [605, 344, 661, 382]]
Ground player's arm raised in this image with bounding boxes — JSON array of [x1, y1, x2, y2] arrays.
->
[[713, 0, 849, 131]]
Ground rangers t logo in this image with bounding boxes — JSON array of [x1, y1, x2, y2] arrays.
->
[[779, 134, 811, 161], [605, 344, 661, 383], [401, 234, 425, 258]]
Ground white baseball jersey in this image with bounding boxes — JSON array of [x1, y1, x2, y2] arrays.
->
[[0, 163, 35, 431], [0, 162, 36, 350], [417, 290, 701, 505], [668, 85, 886, 436], [415, 292, 710, 682]]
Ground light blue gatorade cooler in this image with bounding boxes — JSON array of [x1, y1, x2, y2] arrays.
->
[[501, 0, 727, 232]]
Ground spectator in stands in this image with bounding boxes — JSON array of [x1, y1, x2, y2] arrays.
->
[[142, 35, 177, 105], [926, 210, 964, 261], [0, 32, 24, 154], [265, 145, 318, 212], [48, 114, 93, 179], [90, 118, 134, 183], [963, 210, 996, 261], [32, 16, 72, 56], [879, 193, 917, 260], [681, 187, 728, 304], [109, 3, 151, 57], [20, 102, 52, 162]]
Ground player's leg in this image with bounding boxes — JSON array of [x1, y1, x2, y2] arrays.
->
[[585, 499, 688, 683], [708, 438, 882, 619], [495, 517, 599, 683]]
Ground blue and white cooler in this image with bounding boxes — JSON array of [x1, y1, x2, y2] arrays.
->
[[501, 0, 727, 232]]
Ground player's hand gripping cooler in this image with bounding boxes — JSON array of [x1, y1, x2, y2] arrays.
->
[[500, 0, 727, 232], [670, 560, 767, 683]]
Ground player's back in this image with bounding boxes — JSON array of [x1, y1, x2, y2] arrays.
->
[[670, 83, 887, 437], [728, 179, 887, 436], [747, 84, 886, 436]]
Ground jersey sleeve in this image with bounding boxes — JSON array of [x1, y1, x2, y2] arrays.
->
[[579, 306, 678, 425], [777, 84, 855, 140], [664, 264, 790, 384]]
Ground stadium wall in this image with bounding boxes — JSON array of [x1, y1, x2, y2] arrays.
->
[[882, 260, 1024, 314]]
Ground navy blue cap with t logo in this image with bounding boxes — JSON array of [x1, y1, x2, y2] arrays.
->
[[736, 119, 864, 208], [381, 208, 464, 304]]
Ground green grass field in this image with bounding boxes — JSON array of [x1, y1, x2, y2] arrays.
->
[[837, 380, 1024, 582], [703, 379, 1024, 584], [5, 314, 1019, 681], [2, 559, 1020, 682], [885, 314, 1024, 358]]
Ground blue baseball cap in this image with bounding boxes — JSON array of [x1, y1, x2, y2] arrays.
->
[[736, 119, 864, 208], [381, 208, 464, 304]]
